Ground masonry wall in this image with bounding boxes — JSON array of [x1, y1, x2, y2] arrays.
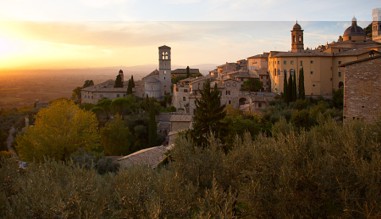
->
[[344, 58, 381, 123]]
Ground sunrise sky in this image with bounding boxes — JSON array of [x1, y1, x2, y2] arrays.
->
[[0, 0, 379, 70]]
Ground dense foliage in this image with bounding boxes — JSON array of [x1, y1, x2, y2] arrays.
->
[[1, 118, 381, 218], [240, 78, 263, 92], [15, 99, 100, 162], [191, 80, 226, 147]]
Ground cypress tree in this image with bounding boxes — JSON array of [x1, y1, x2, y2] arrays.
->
[[131, 75, 135, 88], [283, 71, 289, 103], [298, 68, 305, 99], [191, 80, 226, 148], [186, 66, 190, 78], [288, 72, 293, 103], [292, 72, 297, 102], [127, 79, 133, 95], [114, 74, 123, 88]]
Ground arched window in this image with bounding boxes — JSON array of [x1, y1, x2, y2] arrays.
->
[[338, 81, 344, 89]]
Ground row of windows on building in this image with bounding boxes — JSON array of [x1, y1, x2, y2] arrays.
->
[[272, 60, 314, 65], [83, 93, 126, 99], [273, 60, 345, 66], [272, 68, 342, 78]]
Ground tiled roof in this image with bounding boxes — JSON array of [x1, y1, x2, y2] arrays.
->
[[142, 69, 159, 79], [81, 79, 127, 92], [171, 68, 200, 74], [272, 50, 332, 57], [169, 114, 192, 122], [117, 145, 172, 169], [339, 54, 381, 67], [335, 48, 381, 57]]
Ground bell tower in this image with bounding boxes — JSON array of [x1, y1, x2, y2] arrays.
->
[[158, 45, 172, 95], [372, 8, 381, 43], [291, 22, 304, 53]]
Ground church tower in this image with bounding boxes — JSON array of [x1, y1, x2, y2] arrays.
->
[[158, 45, 172, 95], [291, 22, 304, 53], [372, 8, 381, 43]]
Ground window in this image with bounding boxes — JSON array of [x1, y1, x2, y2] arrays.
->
[[226, 90, 231, 95], [300, 61, 303, 66], [338, 61, 342, 65], [310, 60, 314, 64], [290, 61, 294, 65], [183, 97, 186, 101], [299, 35, 302, 42], [338, 72, 341, 77], [184, 89, 188, 92], [283, 60, 287, 65], [228, 100, 231, 104], [310, 71, 313, 75], [277, 61, 280, 64], [117, 94, 120, 97], [277, 69, 281, 75], [258, 102, 262, 108]]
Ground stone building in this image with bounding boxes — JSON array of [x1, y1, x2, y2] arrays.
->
[[341, 55, 381, 123], [142, 45, 172, 99], [171, 67, 202, 80], [247, 53, 271, 91], [81, 45, 172, 104], [372, 8, 381, 43], [269, 18, 381, 98], [81, 70, 129, 104]]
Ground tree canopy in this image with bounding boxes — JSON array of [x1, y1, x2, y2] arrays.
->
[[191, 81, 226, 147], [240, 78, 263, 92], [101, 115, 132, 156], [16, 99, 100, 162]]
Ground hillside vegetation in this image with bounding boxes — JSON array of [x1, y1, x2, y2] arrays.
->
[[1, 118, 381, 218]]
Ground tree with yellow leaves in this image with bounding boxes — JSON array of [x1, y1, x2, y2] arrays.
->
[[16, 99, 100, 162]]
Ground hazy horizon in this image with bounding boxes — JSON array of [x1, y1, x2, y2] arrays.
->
[[1, 0, 379, 72]]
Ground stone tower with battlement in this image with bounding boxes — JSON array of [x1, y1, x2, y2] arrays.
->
[[372, 8, 381, 43], [158, 45, 172, 95]]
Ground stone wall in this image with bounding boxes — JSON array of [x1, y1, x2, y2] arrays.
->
[[343, 57, 381, 123]]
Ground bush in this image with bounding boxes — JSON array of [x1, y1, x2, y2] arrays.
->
[[2, 119, 381, 218]]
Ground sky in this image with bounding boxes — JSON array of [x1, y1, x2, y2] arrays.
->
[[0, 0, 379, 70]]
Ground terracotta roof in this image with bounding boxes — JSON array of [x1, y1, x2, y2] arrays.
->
[[169, 114, 192, 122], [339, 54, 381, 67], [272, 50, 331, 57], [247, 53, 269, 59], [81, 79, 127, 92], [335, 49, 381, 57], [142, 69, 159, 80], [117, 145, 172, 169], [171, 68, 200, 74]]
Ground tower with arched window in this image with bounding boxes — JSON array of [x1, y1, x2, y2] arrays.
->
[[291, 22, 304, 53], [158, 45, 172, 95]]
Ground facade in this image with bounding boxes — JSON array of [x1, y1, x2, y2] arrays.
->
[[247, 53, 271, 91], [342, 55, 381, 123], [171, 67, 202, 79], [142, 45, 172, 99], [373, 8, 381, 43], [81, 70, 130, 104], [269, 19, 381, 98], [81, 45, 173, 104]]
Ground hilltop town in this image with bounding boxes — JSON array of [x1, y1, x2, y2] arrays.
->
[[2, 7, 381, 218], [82, 9, 381, 126]]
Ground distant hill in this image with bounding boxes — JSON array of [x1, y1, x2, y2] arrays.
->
[[0, 63, 217, 108]]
